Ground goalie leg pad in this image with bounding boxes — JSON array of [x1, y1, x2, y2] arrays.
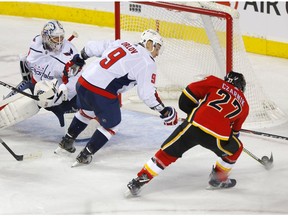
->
[[0, 90, 40, 130]]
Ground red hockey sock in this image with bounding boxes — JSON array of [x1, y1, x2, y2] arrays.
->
[[154, 149, 178, 168], [214, 164, 229, 181], [137, 149, 178, 180]]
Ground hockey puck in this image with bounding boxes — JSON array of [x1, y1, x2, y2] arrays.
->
[[261, 156, 269, 163], [261, 156, 273, 170]]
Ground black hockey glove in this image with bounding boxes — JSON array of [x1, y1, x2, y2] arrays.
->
[[160, 106, 178, 126]]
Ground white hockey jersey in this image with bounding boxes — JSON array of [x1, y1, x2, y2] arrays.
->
[[26, 35, 79, 100], [81, 39, 162, 109]]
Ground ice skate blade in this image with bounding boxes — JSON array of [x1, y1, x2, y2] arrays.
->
[[71, 161, 80, 168], [206, 185, 226, 190], [206, 183, 236, 190], [54, 147, 62, 154], [54, 146, 75, 155], [71, 161, 90, 168], [124, 189, 140, 198]]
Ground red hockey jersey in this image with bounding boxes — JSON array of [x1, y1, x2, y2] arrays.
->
[[185, 75, 249, 140]]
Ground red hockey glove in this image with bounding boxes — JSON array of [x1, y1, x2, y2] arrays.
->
[[160, 106, 178, 126]]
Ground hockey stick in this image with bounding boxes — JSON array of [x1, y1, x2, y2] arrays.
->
[[243, 147, 273, 170], [179, 118, 274, 170], [241, 128, 288, 141], [68, 31, 78, 41], [0, 80, 39, 101], [0, 138, 42, 161], [180, 117, 287, 141]]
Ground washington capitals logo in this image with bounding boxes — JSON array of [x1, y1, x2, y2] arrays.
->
[[63, 48, 73, 56]]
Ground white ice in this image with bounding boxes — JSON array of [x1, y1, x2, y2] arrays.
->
[[1, 16, 288, 215]]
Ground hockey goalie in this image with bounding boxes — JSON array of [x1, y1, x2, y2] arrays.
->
[[0, 20, 98, 139]]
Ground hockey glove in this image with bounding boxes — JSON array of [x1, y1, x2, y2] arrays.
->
[[34, 79, 58, 108], [160, 106, 178, 126], [233, 130, 240, 138], [62, 54, 85, 83]]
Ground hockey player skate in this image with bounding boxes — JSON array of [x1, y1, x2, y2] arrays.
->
[[127, 173, 150, 196], [207, 166, 236, 190], [71, 147, 93, 167], [54, 134, 76, 154]]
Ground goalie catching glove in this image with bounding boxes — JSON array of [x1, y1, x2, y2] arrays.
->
[[160, 106, 178, 126], [34, 79, 68, 108]]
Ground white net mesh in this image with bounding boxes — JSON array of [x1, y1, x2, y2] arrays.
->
[[117, 1, 287, 129]]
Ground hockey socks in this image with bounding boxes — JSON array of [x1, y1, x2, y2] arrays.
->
[[137, 149, 178, 181], [85, 128, 110, 154], [67, 117, 88, 139]]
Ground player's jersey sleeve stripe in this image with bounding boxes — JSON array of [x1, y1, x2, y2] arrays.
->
[[30, 47, 43, 53], [50, 55, 65, 64]]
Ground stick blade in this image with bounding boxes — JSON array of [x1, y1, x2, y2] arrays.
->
[[261, 153, 274, 170]]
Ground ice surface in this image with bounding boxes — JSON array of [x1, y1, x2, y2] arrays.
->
[[0, 16, 288, 215]]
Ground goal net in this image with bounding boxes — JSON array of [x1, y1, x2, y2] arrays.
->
[[115, 1, 287, 129]]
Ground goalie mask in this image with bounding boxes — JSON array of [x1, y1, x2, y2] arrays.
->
[[42, 20, 65, 52], [224, 71, 246, 92], [140, 29, 163, 54]]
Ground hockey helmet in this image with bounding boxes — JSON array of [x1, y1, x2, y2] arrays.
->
[[224, 71, 246, 92], [140, 29, 163, 52], [41, 20, 65, 52]]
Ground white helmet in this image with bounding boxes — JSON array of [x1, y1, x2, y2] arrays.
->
[[41, 20, 65, 52], [140, 29, 163, 48]]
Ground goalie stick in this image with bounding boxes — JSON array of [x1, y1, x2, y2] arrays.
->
[[0, 137, 42, 161], [68, 31, 78, 41], [0, 80, 39, 101]]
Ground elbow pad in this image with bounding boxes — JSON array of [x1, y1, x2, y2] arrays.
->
[[80, 48, 90, 60]]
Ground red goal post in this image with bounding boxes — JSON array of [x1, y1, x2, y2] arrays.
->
[[114, 1, 287, 128], [115, 1, 233, 73]]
